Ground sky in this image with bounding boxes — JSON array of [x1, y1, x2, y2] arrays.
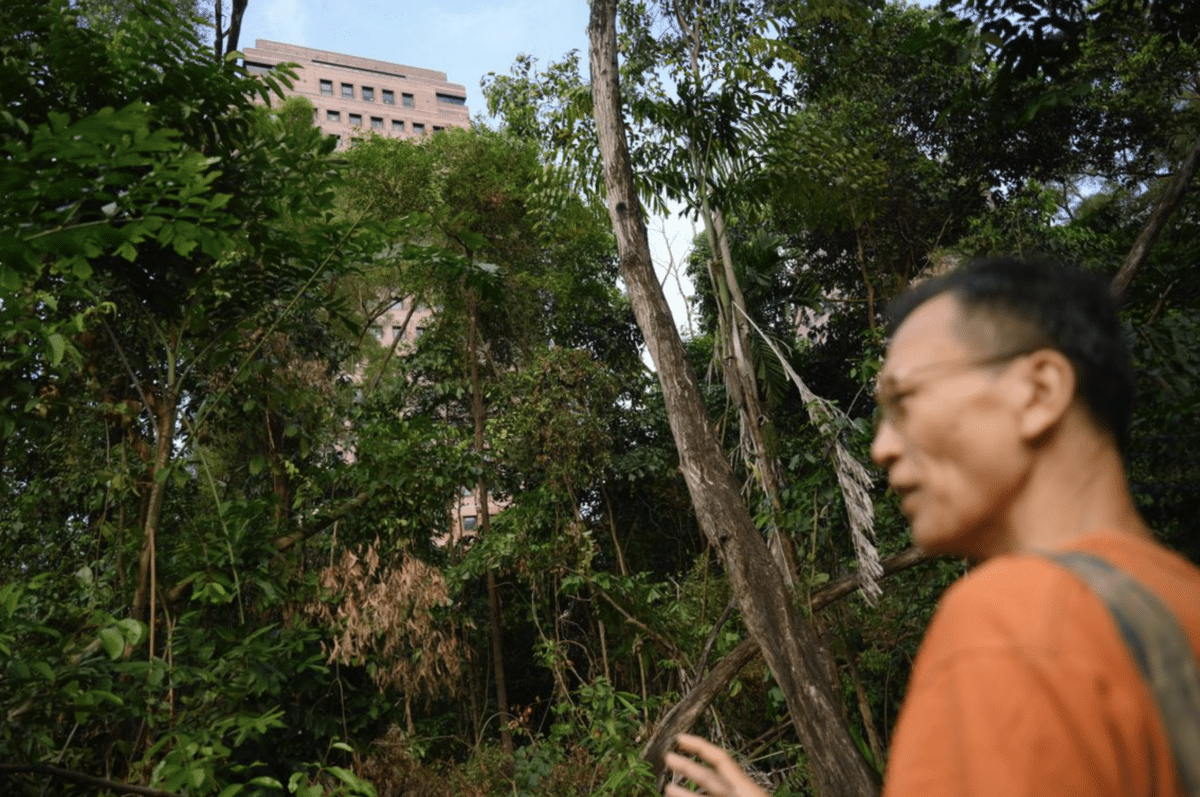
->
[[238, 0, 699, 334], [240, 0, 590, 112]]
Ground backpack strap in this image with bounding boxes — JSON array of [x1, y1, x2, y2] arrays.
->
[[1045, 551, 1200, 797]]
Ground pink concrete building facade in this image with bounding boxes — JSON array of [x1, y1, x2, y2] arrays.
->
[[243, 39, 470, 148], [243, 41, 490, 540]]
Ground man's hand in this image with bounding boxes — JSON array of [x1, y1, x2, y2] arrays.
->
[[663, 733, 772, 797]]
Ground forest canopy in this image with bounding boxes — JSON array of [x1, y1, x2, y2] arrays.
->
[[1, 0, 1197, 795]]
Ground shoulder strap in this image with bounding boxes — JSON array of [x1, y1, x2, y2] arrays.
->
[[1046, 551, 1200, 797]]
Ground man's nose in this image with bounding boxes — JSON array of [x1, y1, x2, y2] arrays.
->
[[871, 419, 900, 471]]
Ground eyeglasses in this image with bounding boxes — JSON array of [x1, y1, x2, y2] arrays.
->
[[874, 349, 1034, 427]]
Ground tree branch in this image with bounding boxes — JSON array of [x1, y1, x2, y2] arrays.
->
[[0, 763, 182, 797], [592, 582, 690, 666], [1111, 132, 1200, 302], [643, 546, 931, 777], [273, 490, 376, 553]]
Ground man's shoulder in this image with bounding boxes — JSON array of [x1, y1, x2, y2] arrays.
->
[[925, 530, 1200, 666], [929, 551, 1083, 651]]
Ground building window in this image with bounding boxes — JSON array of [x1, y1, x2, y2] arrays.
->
[[332, 134, 342, 147], [245, 61, 272, 76], [402, 92, 414, 108], [349, 113, 362, 126], [436, 93, 467, 105], [412, 123, 425, 134], [391, 325, 403, 340], [319, 79, 333, 95], [369, 324, 383, 340], [382, 89, 395, 105], [362, 86, 375, 102], [462, 515, 477, 532], [341, 82, 354, 99], [371, 116, 383, 129], [326, 110, 340, 122], [433, 126, 444, 132], [391, 119, 404, 131]]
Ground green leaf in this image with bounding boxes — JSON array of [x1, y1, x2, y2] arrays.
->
[[249, 776, 283, 789], [326, 766, 376, 795], [99, 627, 125, 660], [0, 265, 23, 292], [117, 618, 148, 646], [0, 582, 22, 617], [47, 333, 67, 365]]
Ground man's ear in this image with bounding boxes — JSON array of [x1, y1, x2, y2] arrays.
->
[[1013, 349, 1076, 441]]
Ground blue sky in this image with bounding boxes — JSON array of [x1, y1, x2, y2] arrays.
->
[[240, 0, 591, 120]]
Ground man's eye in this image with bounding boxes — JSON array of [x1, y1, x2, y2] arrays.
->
[[875, 389, 914, 424]]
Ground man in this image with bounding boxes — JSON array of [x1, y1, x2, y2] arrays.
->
[[664, 257, 1200, 797]]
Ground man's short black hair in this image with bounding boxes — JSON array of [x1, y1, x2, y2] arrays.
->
[[887, 256, 1134, 451]]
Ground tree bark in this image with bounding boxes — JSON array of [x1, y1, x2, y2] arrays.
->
[[467, 289, 513, 757], [224, 0, 249, 56], [673, 3, 797, 586], [1111, 132, 1200, 303], [587, 3, 879, 794], [131, 385, 178, 660]]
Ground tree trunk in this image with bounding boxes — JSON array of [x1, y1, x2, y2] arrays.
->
[[1111, 131, 1200, 302], [672, 6, 797, 586], [587, 3, 879, 794], [467, 289, 513, 757], [213, 0, 223, 59], [224, 0, 249, 57], [131, 385, 178, 659], [704, 200, 799, 586]]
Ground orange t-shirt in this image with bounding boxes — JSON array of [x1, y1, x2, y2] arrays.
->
[[883, 531, 1200, 797]]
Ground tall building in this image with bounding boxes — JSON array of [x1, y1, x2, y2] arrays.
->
[[243, 39, 470, 148], [244, 41, 492, 542]]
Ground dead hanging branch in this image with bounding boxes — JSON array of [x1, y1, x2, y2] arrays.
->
[[735, 305, 884, 603], [303, 540, 464, 697]]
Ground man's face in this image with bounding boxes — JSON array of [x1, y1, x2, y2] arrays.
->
[[870, 295, 1029, 558]]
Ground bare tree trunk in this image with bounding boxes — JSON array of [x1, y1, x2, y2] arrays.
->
[[224, 0, 249, 56], [705, 202, 799, 585], [673, 3, 797, 586], [213, 0, 223, 59], [131, 386, 177, 659], [467, 289, 513, 757], [1111, 132, 1200, 302], [587, 3, 878, 794]]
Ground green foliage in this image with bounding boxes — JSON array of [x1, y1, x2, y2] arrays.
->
[[4, 0, 1199, 795]]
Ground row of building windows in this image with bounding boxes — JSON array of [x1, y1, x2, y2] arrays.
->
[[318, 80, 467, 107], [322, 109, 443, 134], [319, 79, 420, 107]]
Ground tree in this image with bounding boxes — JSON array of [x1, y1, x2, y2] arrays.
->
[[587, 2, 881, 794], [0, 2, 401, 793], [339, 125, 646, 762]]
